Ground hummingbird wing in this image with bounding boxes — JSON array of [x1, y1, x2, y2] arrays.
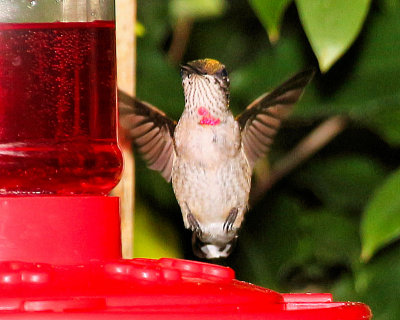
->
[[236, 69, 315, 169], [118, 91, 177, 182]]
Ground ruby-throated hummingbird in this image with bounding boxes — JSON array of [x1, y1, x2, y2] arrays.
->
[[119, 59, 314, 259]]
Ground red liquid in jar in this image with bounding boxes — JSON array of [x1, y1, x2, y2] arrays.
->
[[0, 21, 122, 195]]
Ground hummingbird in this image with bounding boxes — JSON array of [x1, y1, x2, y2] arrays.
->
[[119, 59, 314, 259]]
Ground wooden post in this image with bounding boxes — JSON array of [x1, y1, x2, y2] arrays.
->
[[114, 0, 136, 259]]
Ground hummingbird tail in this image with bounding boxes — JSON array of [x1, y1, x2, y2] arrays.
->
[[192, 233, 237, 259]]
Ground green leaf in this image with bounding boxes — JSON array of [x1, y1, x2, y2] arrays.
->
[[248, 0, 293, 43], [361, 167, 400, 262], [169, 0, 227, 21], [295, 0, 371, 72], [293, 5, 400, 124]]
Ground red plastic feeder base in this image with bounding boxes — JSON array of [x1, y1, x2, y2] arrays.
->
[[0, 258, 371, 319]]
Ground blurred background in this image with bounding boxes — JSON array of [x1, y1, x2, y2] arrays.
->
[[129, 0, 400, 319]]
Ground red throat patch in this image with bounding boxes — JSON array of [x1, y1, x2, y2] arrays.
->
[[197, 107, 221, 126]]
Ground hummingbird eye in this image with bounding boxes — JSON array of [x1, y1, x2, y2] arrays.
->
[[220, 68, 228, 78], [215, 68, 229, 88], [215, 68, 228, 80]]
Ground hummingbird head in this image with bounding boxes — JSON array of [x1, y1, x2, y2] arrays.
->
[[191, 226, 238, 259], [180, 59, 230, 111]]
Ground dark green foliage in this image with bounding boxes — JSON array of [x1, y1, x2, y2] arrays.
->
[[133, 1, 400, 319]]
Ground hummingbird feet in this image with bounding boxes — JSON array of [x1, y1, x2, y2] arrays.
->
[[223, 208, 238, 232], [187, 212, 202, 236]]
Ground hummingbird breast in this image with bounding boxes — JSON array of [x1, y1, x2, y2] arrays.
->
[[172, 112, 251, 233]]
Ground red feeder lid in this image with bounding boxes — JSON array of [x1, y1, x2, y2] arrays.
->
[[0, 197, 121, 264], [0, 258, 372, 319]]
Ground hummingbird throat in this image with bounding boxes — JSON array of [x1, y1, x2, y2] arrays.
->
[[197, 107, 221, 126]]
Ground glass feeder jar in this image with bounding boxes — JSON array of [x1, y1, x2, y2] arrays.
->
[[0, 0, 123, 195]]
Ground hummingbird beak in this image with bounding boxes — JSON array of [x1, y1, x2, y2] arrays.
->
[[180, 63, 203, 76]]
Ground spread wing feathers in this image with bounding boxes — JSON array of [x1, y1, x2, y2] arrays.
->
[[236, 69, 315, 169], [118, 90, 177, 182]]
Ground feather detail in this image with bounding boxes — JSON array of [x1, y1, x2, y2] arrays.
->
[[118, 90, 177, 182], [236, 69, 315, 169]]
